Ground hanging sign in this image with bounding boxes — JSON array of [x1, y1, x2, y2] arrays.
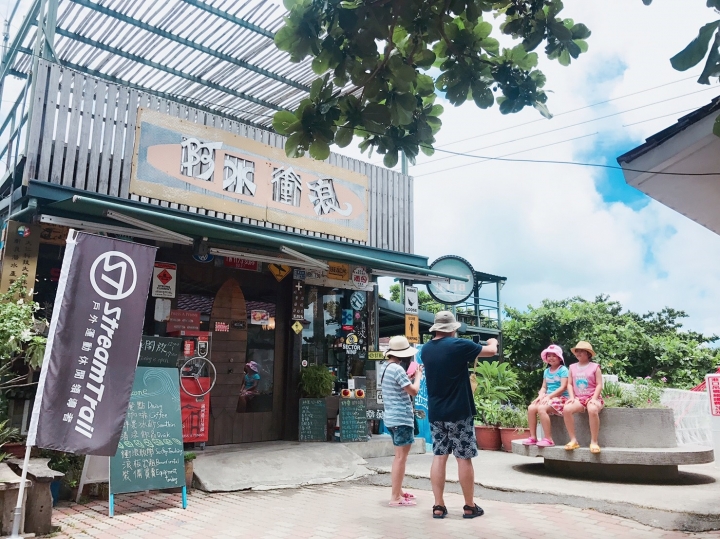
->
[[292, 280, 305, 320], [39, 223, 71, 245], [368, 351, 385, 360], [223, 257, 260, 271], [352, 267, 369, 289], [427, 256, 475, 305], [405, 314, 420, 344], [152, 262, 177, 298], [166, 310, 201, 332], [328, 262, 350, 281], [193, 253, 214, 263], [250, 310, 270, 325], [268, 263, 291, 282], [404, 286, 418, 315], [27, 232, 157, 455], [292, 321, 304, 334], [293, 268, 306, 280], [0, 221, 40, 293]]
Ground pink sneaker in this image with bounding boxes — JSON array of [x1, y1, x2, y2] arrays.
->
[[522, 437, 538, 445], [536, 438, 555, 447]]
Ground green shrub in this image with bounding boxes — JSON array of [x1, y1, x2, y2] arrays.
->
[[299, 364, 334, 398], [497, 406, 529, 429], [475, 399, 502, 426], [184, 452, 197, 462]]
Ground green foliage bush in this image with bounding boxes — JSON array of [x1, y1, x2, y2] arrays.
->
[[497, 406, 529, 429], [299, 364, 334, 398], [502, 296, 718, 404]]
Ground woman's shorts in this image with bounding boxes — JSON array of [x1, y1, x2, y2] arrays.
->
[[388, 425, 415, 447]]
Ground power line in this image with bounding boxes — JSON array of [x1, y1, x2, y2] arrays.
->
[[413, 85, 719, 169], [622, 107, 698, 128], [437, 73, 703, 149]]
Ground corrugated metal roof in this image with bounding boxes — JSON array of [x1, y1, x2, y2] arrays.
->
[[10, 0, 323, 127]]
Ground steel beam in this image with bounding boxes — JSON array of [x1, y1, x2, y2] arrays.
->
[[0, 0, 41, 82], [51, 26, 282, 111], [68, 0, 307, 92], [181, 0, 275, 39], [17, 46, 272, 130]]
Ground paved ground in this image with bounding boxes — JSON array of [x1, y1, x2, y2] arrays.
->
[[47, 483, 720, 539]]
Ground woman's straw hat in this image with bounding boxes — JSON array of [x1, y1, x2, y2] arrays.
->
[[571, 341, 596, 357], [384, 335, 418, 358]]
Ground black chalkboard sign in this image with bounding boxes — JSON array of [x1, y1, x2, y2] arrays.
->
[[110, 367, 185, 495], [137, 336, 182, 368], [340, 398, 368, 442], [299, 398, 327, 442]]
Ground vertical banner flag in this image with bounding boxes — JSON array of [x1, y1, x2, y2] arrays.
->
[[28, 232, 157, 455]]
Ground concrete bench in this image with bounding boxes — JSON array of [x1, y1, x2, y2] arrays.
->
[[7, 457, 63, 536], [512, 408, 714, 481], [0, 462, 31, 535]]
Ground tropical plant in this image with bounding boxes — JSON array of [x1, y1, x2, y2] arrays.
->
[[299, 364, 334, 398], [272, 0, 591, 164], [601, 380, 625, 408], [497, 405, 529, 429], [475, 399, 502, 426], [503, 296, 719, 403], [473, 360, 520, 403]]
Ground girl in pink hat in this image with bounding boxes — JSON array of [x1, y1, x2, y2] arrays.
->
[[521, 344, 569, 447]]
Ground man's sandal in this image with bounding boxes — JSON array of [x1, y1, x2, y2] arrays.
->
[[564, 441, 580, 451], [432, 505, 447, 519], [463, 504, 485, 519]]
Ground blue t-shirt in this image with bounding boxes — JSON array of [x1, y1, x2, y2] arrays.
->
[[544, 365, 569, 398], [244, 372, 260, 390], [421, 337, 484, 423], [381, 362, 413, 428]]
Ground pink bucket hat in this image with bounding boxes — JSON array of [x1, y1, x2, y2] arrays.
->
[[541, 344, 564, 364], [246, 361, 259, 372]]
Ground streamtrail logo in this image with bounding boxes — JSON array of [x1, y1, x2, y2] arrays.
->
[[90, 251, 138, 300]]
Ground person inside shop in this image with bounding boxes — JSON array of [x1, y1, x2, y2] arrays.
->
[[237, 361, 261, 413]]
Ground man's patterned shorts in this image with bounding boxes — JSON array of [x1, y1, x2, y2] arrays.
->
[[430, 415, 478, 459]]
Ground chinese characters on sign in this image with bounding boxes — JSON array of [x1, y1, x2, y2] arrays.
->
[[292, 280, 305, 321], [152, 262, 177, 298], [132, 109, 368, 241], [0, 221, 41, 293], [708, 375, 720, 417]]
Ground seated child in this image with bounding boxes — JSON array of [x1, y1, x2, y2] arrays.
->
[[522, 344, 568, 447], [563, 341, 604, 454]]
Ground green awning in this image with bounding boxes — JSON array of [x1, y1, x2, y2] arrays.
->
[[44, 193, 469, 282]]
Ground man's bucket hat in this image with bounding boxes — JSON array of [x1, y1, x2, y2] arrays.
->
[[429, 310, 462, 333]]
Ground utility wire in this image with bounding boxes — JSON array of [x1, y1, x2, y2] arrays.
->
[[413, 85, 719, 168], [622, 107, 698, 128]]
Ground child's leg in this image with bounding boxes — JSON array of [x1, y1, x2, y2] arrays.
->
[[587, 401, 603, 445], [538, 407, 553, 442], [562, 402, 584, 443], [527, 404, 539, 439]]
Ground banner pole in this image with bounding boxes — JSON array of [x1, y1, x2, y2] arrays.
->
[[8, 443, 31, 538]]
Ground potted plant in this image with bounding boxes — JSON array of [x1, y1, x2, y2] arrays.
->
[[184, 452, 197, 488], [474, 399, 502, 451], [498, 406, 530, 452], [4, 430, 26, 459], [299, 364, 334, 439]]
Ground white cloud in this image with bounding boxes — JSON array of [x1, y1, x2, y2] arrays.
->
[[337, 1, 720, 335]]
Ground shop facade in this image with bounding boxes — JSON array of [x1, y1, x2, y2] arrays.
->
[[1, 59, 469, 445]]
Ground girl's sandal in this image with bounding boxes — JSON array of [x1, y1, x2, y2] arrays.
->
[[463, 504, 485, 519], [564, 441, 580, 451], [402, 492, 416, 500], [536, 438, 555, 447], [389, 498, 416, 507], [590, 443, 601, 454], [432, 505, 448, 519]]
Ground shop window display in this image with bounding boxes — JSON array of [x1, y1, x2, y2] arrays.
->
[[302, 286, 368, 394]]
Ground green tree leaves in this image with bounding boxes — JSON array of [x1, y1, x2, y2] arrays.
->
[[670, 20, 720, 72], [273, 0, 591, 161]]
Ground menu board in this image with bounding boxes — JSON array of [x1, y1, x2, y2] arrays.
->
[[299, 399, 327, 442], [110, 367, 185, 495], [137, 336, 182, 368], [339, 398, 368, 442]]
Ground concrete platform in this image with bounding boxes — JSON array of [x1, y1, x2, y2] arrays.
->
[[193, 436, 424, 492]]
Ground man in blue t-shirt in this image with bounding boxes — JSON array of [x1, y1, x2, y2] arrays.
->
[[422, 311, 498, 520]]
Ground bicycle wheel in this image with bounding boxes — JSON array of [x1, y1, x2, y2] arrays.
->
[[179, 356, 217, 397]]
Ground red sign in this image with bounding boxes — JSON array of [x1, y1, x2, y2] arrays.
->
[[223, 257, 260, 271], [180, 377, 211, 443], [157, 269, 173, 285], [708, 374, 720, 417], [166, 309, 201, 332], [214, 321, 230, 332], [183, 340, 195, 357]]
